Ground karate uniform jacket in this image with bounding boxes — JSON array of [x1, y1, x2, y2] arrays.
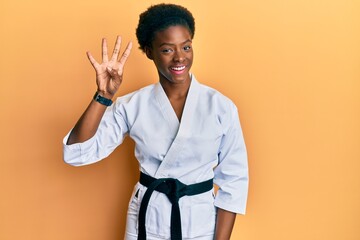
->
[[63, 75, 249, 240]]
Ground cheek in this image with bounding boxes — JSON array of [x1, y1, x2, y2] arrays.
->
[[156, 56, 171, 68], [187, 51, 194, 61], [154, 60, 170, 75]]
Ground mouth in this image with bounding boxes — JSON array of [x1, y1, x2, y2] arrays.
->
[[170, 65, 186, 74]]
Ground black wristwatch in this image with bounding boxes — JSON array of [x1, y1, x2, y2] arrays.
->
[[93, 92, 113, 106]]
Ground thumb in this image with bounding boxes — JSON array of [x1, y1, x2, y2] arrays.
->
[[106, 67, 118, 77], [107, 67, 122, 82], [107, 66, 113, 74]]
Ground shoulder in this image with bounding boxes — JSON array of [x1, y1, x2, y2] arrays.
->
[[109, 83, 157, 119], [197, 80, 238, 113], [193, 76, 239, 129], [114, 83, 156, 106]]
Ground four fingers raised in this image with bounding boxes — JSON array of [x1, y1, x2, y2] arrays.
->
[[86, 36, 132, 95], [87, 36, 132, 73]]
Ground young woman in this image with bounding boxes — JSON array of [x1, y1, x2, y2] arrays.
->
[[63, 4, 248, 240]]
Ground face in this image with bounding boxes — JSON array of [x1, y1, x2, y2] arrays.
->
[[146, 25, 193, 85]]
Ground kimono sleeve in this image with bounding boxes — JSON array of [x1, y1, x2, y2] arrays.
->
[[213, 103, 249, 214], [63, 99, 129, 166]]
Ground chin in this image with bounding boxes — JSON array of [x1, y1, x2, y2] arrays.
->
[[170, 75, 190, 84], [161, 71, 191, 84]]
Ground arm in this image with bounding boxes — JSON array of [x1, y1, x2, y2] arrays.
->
[[213, 102, 249, 236], [67, 36, 132, 145], [215, 208, 236, 240]]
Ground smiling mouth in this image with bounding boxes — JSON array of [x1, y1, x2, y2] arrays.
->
[[170, 66, 186, 71]]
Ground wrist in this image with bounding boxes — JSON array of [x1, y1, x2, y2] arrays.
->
[[93, 91, 113, 106], [96, 90, 114, 100]]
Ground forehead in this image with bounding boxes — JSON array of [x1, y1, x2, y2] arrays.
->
[[152, 25, 192, 46]]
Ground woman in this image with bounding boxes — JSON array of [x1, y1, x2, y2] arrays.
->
[[63, 3, 248, 240]]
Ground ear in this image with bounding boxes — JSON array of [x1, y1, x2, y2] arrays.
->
[[145, 46, 153, 60]]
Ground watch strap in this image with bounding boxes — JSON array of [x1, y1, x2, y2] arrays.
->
[[93, 92, 113, 106]]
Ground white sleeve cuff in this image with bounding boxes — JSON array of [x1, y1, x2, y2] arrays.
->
[[214, 193, 247, 215], [62, 131, 98, 166]]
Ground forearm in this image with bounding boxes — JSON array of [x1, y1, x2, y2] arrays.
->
[[215, 208, 236, 240], [66, 37, 131, 145], [66, 95, 113, 145]]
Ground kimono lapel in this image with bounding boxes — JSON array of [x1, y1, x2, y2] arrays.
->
[[154, 81, 180, 137], [154, 74, 200, 178]]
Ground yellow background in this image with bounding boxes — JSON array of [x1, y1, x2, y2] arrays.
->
[[1, 0, 359, 239]]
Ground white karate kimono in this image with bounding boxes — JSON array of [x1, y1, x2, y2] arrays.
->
[[63, 75, 248, 240]]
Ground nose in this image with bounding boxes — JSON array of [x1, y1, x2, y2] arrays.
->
[[173, 49, 185, 62]]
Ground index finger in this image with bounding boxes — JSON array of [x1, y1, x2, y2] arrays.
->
[[118, 41, 133, 66]]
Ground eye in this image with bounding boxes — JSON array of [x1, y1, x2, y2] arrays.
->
[[161, 48, 173, 53], [183, 45, 192, 51]]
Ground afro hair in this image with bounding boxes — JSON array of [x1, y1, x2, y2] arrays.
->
[[136, 3, 195, 52]]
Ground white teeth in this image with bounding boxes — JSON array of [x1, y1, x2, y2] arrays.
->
[[171, 66, 185, 71]]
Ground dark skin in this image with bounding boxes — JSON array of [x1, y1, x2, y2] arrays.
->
[[67, 26, 236, 239], [67, 36, 132, 145], [147, 26, 237, 239], [145, 25, 193, 121]]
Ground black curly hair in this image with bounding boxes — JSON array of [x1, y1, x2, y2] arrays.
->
[[136, 3, 195, 52]]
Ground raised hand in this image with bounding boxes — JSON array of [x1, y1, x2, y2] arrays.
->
[[87, 36, 132, 98]]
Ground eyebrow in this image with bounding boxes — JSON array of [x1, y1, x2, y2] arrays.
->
[[159, 39, 192, 47]]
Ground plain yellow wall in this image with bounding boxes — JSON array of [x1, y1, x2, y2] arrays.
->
[[1, 0, 359, 239]]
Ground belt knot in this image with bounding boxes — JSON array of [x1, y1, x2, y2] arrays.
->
[[138, 172, 213, 240], [163, 178, 186, 203]]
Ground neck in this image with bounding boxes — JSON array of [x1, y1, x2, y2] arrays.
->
[[159, 75, 191, 99]]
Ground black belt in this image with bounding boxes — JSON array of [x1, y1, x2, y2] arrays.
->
[[138, 172, 213, 240]]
